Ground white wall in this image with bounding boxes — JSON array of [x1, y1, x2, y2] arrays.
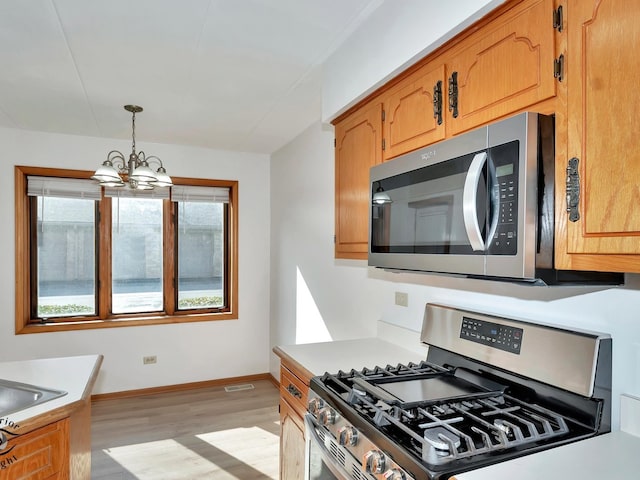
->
[[0, 127, 271, 394], [322, 0, 506, 120], [269, 121, 387, 376]]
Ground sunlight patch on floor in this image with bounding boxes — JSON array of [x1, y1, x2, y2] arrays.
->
[[102, 426, 279, 479], [197, 426, 279, 476]]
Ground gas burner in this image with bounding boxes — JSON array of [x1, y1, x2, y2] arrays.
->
[[493, 418, 512, 437], [424, 426, 462, 451]]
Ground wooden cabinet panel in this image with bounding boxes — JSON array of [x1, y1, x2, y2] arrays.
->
[[445, 0, 556, 135], [278, 359, 310, 480], [563, 0, 640, 262], [279, 398, 305, 480], [1, 419, 69, 480], [334, 101, 383, 259], [383, 64, 446, 160]]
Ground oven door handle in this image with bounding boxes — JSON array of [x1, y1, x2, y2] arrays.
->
[[304, 414, 356, 480], [462, 151, 488, 251]]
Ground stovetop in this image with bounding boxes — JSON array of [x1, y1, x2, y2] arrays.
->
[[313, 360, 593, 471]]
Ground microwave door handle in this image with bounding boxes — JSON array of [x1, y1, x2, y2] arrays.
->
[[463, 152, 488, 251]]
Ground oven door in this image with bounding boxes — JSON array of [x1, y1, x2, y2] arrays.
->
[[305, 414, 372, 480]]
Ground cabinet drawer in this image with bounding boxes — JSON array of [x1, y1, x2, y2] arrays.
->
[[280, 366, 309, 418], [0, 418, 69, 480]]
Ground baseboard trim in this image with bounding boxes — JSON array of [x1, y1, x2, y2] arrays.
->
[[91, 373, 273, 402]]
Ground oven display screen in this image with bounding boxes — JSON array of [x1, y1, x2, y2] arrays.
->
[[460, 317, 523, 354]]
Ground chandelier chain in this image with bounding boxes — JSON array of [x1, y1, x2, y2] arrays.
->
[[131, 110, 136, 154]]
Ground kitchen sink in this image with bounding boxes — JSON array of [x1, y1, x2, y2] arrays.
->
[[0, 379, 67, 417]]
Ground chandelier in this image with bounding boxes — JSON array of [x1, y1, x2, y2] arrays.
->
[[92, 105, 172, 190]]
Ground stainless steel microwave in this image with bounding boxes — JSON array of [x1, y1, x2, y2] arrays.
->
[[368, 112, 622, 285]]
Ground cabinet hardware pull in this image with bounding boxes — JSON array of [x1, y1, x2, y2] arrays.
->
[[448, 72, 459, 118], [553, 5, 563, 32], [287, 384, 302, 399], [566, 157, 580, 222], [433, 80, 443, 125], [554, 54, 564, 82]]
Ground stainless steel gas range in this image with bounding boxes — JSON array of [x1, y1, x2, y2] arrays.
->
[[305, 304, 612, 480]]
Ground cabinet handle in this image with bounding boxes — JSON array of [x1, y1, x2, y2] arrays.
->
[[448, 72, 459, 118], [286, 383, 303, 399], [433, 80, 443, 125], [566, 157, 580, 222]]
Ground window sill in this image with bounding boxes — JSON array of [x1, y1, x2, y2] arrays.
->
[[16, 311, 237, 334]]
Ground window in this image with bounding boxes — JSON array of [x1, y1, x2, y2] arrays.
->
[[15, 166, 238, 333]]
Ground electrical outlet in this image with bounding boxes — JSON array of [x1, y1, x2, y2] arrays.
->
[[143, 355, 157, 365], [395, 291, 408, 307]]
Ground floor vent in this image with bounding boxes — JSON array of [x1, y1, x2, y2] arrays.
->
[[224, 383, 255, 393]]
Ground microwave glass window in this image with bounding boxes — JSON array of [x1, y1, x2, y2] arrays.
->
[[371, 140, 519, 256]]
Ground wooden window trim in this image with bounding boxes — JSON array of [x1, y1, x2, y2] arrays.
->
[[15, 165, 239, 334]]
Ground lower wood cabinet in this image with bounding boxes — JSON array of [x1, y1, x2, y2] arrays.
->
[[1, 418, 69, 480], [278, 361, 310, 480], [279, 397, 306, 480]]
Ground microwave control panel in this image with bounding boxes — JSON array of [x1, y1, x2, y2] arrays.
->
[[460, 316, 523, 354], [488, 141, 519, 255]]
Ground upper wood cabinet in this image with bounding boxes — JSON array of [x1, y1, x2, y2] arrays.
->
[[334, 101, 383, 259], [444, 0, 557, 135], [382, 64, 446, 160], [556, 0, 640, 271]]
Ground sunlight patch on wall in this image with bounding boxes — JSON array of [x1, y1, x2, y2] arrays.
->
[[296, 266, 332, 344]]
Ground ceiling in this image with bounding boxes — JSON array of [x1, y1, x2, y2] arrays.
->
[[0, 0, 380, 154]]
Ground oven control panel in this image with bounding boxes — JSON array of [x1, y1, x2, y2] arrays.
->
[[460, 316, 523, 354]]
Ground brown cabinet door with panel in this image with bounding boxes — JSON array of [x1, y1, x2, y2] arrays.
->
[[558, 0, 640, 272], [278, 361, 310, 480], [334, 101, 383, 259], [1, 419, 69, 480], [279, 398, 306, 480], [445, 0, 556, 135], [382, 63, 446, 160]]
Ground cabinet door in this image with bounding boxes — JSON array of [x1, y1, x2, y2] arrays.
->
[[1, 419, 69, 480], [279, 398, 306, 480], [445, 0, 556, 135], [561, 0, 640, 268], [334, 101, 383, 259], [383, 64, 446, 160]]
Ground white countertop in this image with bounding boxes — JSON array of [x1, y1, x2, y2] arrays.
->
[[0, 354, 102, 426], [452, 431, 640, 479], [274, 337, 427, 378]]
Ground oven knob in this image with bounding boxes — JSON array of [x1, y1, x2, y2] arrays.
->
[[383, 468, 407, 480], [364, 450, 386, 474], [318, 407, 336, 425], [308, 397, 324, 415], [338, 425, 358, 446]]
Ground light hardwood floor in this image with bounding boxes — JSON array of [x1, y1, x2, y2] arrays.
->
[[91, 380, 280, 479]]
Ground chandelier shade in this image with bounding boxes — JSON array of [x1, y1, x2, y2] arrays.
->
[[92, 105, 172, 190]]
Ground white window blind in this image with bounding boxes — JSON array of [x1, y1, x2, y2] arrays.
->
[[27, 176, 102, 200], [104, 187, 170, 200], [171, 185, 230, 203]]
